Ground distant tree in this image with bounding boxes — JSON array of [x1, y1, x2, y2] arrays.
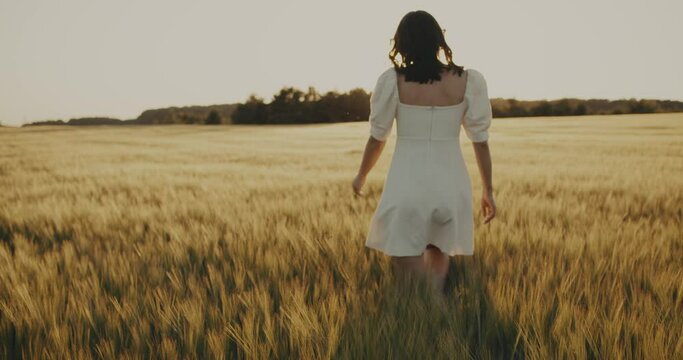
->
[[305, 86, 321, 102], [334, 88, 370, 122], [574, 103, 587, 115], [508, 99, 529, 117], [233, 94, 270, 124], [531, 102, 553, 116], [269, 87, 308, 124], [553, 99, 572, 116], [67, 117, 122, 125], [317, 91, 345, 122], [205, 110, 222, 125], [22, 119, 66, 127], [179, 114, 200, 124], [628, 99, 652, 114], [491, 101, 506, 118]]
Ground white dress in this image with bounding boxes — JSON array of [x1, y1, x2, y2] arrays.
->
[[365, 67, 492, 257]]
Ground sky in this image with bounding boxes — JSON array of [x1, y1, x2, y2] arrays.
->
[[1, 0, 681, 126]]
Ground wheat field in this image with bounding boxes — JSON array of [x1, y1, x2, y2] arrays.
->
[[0, 113, 682, 359]]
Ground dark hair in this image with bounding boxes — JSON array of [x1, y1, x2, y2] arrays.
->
[[389, 10, 464, 84]]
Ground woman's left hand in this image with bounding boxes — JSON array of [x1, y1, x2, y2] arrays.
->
[[352, 174, 366, 196]]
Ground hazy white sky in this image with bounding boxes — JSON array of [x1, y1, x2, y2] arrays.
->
[[1, 0, 681, 126]]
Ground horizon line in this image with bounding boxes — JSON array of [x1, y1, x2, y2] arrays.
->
[[4, 95, 683, 127]]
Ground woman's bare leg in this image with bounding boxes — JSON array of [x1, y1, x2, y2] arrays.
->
[[390, 255, 426, 280], [423, 244, 449, 294], [391, 251, 448, 309]]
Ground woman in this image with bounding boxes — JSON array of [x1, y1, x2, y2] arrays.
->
[[351, 10, 496, 296]]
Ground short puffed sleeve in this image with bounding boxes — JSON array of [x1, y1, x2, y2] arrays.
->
[[368, 68, 399, 141], [463, 69, 492, 143]]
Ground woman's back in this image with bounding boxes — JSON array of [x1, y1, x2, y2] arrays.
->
[[368, 66, 491, 143], [397, 68, 468, 108]]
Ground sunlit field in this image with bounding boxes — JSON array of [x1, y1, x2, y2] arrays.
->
[[1, 113, 682, 359]]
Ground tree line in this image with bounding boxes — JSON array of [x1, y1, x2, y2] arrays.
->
[[232, 87, 370, 124], [23, 105, 238, 127], [233, 87, 683, 124], [490, 98, 683, 118], [20, 87, 683, 127]]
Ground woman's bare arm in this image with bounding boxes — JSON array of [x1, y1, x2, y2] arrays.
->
[[472, 140, 496, 223], [352, 136, 386, 195], [473, 141, 492, 191]]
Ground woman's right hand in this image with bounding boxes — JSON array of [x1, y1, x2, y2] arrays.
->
[[351, 173, 366, 197], [481, 190, 496, 224]]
